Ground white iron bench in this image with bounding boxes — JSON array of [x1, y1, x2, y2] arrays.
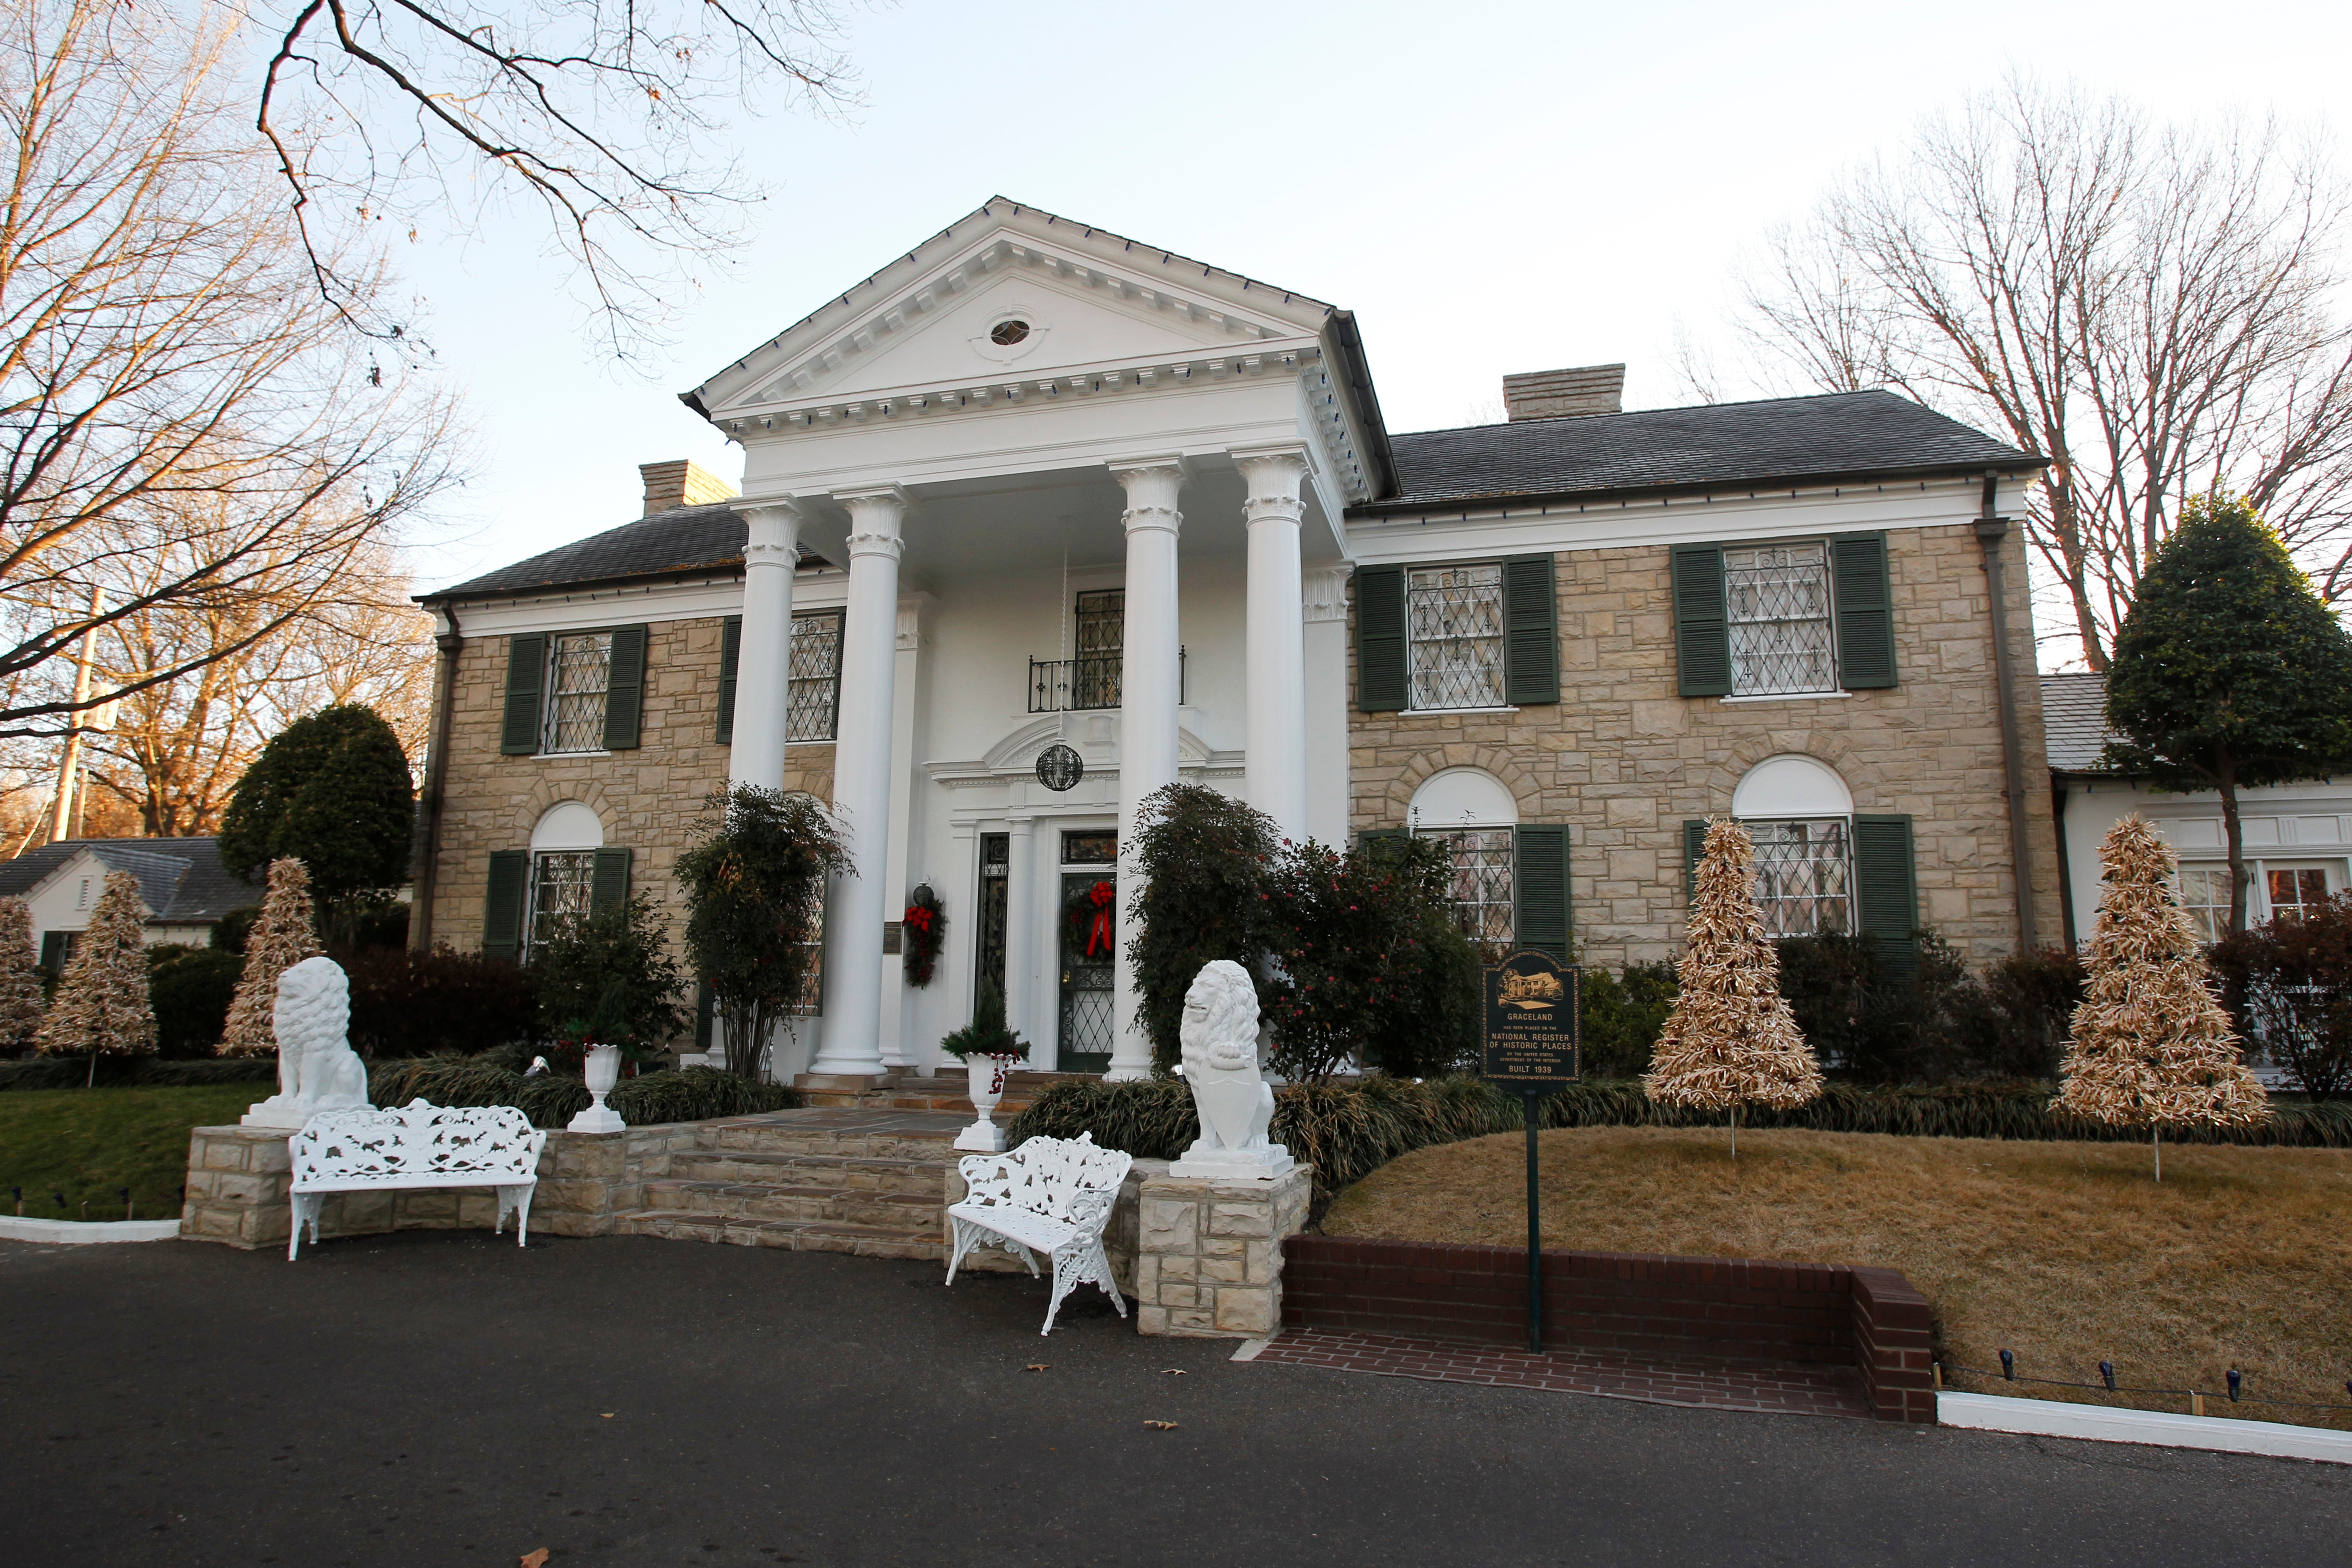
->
[[287, 1100, 548, 1260], [945, 1132, 1134, 1335]]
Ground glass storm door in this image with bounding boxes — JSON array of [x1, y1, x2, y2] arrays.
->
[[1056, 830, 1118, 1072]]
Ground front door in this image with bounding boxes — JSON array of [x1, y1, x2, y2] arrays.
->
[[1056, 831, 1118, 1072]]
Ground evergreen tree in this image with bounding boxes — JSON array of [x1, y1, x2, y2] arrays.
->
[[2053, 816, 2270, 1179], [675, 786, 848, 1079], [1125, 783, 1283, 1073], [1644, 818, 1822, 1157], [0, 897, 44, 1053], [2105, 495, 2352, 933], [36, 871, 155, 1082], [219, 706, 414, 942], [219, 858, 322, 1058]]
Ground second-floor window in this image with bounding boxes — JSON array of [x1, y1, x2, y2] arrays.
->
[[543, 632, 614, 753], [1408, 563, 1506, 710], [1725, 543, 1836, 696]]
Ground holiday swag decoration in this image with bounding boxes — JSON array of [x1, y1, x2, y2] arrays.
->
[[1065, 880, 1116, 958], [902, 886, 944, 987], [1644, 818, 1822, 1158], [2053, 815, 2270, 1180]]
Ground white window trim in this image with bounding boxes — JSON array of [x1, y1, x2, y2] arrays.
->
[[1401, 704, 1523, 718], [1718, 691, 1853, 706]]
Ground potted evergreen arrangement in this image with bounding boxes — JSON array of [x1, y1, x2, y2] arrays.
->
[[940, 980, 1028, 1152]]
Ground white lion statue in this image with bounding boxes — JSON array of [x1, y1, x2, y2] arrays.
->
[[1168, 960, 1295, 1180], [240, 957, 373, 1129]]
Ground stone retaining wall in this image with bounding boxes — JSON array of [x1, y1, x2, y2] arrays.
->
[[1281, 1236, 1936, 1421], [180, 1122, 703, 1250]]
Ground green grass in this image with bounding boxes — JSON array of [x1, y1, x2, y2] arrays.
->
[[0, 1083, 255, 1222]]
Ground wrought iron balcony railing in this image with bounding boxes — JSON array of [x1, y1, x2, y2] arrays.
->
[[1027, 648, 1186, 713]]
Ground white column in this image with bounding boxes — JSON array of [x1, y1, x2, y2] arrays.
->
[[809, 486, 907, 1079], [877, 593, 932, 1071], [1005, 817, 1040, 1068], [1302, 562, 1354, 846], [1235, 448, 1312, 843], [728, 501, 803, 789], [1107, 456, 1187, 1081]]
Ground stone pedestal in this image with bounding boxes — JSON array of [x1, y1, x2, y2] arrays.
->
[[1133, 1165, 1312, 1338]]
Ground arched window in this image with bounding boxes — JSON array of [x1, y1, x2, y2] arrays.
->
[[1732, 755, 1853, 937], [527, 801, 604, 955], [1411, 768, 1520, 951]]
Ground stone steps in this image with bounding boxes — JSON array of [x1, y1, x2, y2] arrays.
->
[[641, 1178, 940, 1230], [614, 1209, 946, 1260]]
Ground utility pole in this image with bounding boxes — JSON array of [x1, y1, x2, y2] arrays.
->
[[47, 586, 105, 845]]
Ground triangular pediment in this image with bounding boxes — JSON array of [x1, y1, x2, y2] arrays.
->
[[691, 199, 1340, 420]]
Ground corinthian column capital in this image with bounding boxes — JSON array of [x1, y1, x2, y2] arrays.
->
[[1109, 455, 1188, 536], [737, 499, 807, 567], [836, 484, 910, 562]]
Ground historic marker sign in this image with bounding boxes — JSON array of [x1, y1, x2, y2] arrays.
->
[[1481, 949, 1581, 1086]]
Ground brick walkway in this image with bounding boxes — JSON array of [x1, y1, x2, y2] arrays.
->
[[1248, 1328, 1876, 1419]]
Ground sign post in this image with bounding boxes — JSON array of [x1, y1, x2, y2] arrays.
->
[[1480, 949, 1580, 1353]]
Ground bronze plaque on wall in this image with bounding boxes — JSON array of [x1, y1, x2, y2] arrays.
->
[[1480, 950, 1581, 1086]]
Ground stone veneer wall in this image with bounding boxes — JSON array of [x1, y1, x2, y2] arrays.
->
[[1134, 1166, 1313, 1338], [1348, 521, 2063, 968], [421, 612, 835, 957], [181, 1122, 704, 1250]]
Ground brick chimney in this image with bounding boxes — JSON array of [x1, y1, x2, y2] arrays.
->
[[1501, 364, 1626, 422], [639, 458, 739, 516]]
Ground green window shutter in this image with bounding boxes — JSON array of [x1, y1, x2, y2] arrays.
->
[[1853, 815, 1919, 976], [717, 616, 742, 744], [500, 635, 546, 755], [693, 984, 714, 1054], [590, 847, 633, 914], [1355, 565, 1407, 712], [1683, 819, 1710, 902], [1501, 554, 1560, 706], [482, 849, 528, 959], [602, 625, 648, 750], [1357, 827, 1410, 861], [1670, 544, 1731, 697], [38, 931, 64, 972], [1832, 533, 1897, 690], [1514, 824, 1570, 959]]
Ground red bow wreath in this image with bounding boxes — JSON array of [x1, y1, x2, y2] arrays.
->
[[1081, 880, 1114, 957]]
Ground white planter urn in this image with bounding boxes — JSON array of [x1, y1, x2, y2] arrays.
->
[[955, 1054, 1012, 1152], [568, 1044, 626, 1134]]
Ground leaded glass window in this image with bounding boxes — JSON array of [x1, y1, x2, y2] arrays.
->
[[1419, 826, 1515, 954], [1407, 564, 1506, 710], [1725, 543, 1836, 695], [787, 611, 844, 742], [1747, 818, 1852, 936], [2178, 865, 2231, 942], [543, 632, 612, 753], [527, 850, 596, 954]]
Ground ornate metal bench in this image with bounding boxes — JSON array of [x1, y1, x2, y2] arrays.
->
[[287, 1100, 548, 1260], [946, 1132, 1134, 1335]]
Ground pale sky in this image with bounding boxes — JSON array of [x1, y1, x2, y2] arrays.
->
[[399, 0, 2352, 600]]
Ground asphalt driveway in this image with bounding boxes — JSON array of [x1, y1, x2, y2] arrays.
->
[[2, 1230, 2347, 1567]]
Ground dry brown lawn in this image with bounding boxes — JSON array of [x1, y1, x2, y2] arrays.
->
[[1322, 1125, 2352, 1428]]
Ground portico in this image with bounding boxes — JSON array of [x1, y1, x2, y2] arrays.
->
[[689, 198, 1388, 1083]]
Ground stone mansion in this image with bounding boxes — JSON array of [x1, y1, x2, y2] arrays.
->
[[409, 198, 2061, 1085]]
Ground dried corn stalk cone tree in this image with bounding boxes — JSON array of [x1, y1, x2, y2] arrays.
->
[[219, 858, 322, 1058], [1644, 818, 1823, 1157], [0, 897, 45, 1053], [2053, 815, 2270, 1179], [35, 871, 156, 1082]]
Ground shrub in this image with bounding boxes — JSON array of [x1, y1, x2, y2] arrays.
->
[[1972, 947, 2086, 1080], [2209, 893, 2352, 1099], [530, 893, 688, 1062], [1772, 928, 2013, 1083], [367, 1057, 791, 1128], [210, 906, 259, 955], [147, 946, 243, 1058], [338, 946, 539, 1058], [1125, 783, 1283, 1073], [676, 786, 847, 1078], [1577, 961, 1676, 1078]]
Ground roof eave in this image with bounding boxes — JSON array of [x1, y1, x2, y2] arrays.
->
[[1324, 310, 1399, 501], [416, 560, 749, 607], [1347, 455, 2048, 519]]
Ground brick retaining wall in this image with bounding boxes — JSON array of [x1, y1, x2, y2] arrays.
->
[[1281, 1237, 1936, 1422]]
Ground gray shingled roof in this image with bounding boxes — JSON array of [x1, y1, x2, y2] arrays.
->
[[2041, 672, 2118, 773], [1367, 390, 2039, 512], [0, 837, 262, 925], [426, 502, 749, 601]]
